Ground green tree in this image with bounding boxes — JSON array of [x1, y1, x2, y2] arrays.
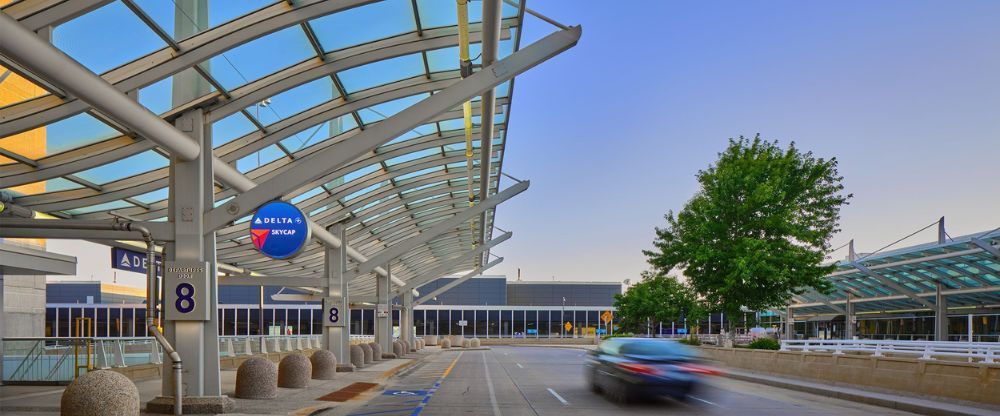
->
[[644, 135, 850, 324], [613, 271, 706, 334]]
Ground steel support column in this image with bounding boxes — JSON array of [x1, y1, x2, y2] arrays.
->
[[785, 306, 795, 341], [935, 283, 949, 341], [375, 265, 392, 354], [845, 294, 855, 340], [477, 0, 503, 250], [324, 223, 350, 367]]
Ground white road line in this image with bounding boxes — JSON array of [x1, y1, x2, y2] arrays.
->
[[483, 353, 502, 416], [687, 395, 718, 406], [547, 388, 569, 405], [516, 363, 524, 368]]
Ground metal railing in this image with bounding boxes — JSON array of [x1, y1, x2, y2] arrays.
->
[[780, 339, 1000, 363], [3, 335, 322, 384]]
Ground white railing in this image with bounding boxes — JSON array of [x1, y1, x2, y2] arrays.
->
[[780, 339, 1000, 363]]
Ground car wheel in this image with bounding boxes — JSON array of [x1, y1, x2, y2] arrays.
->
[[609, 379, 631, 404]]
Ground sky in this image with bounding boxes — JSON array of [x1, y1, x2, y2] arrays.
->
[[492, 0, 1000, 283], [11, 1, 1000, 287]]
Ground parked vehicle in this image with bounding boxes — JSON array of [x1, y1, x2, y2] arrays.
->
[[584, 337, 718, 403]]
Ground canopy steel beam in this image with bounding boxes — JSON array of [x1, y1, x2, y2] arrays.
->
[[392, 231, 511, 294], [219, 275, 328, 287], [852, 261, 935, 309], [415, 257, 503, 306], [0, 218, 174, 240], [205, 26, 581, 231], [477, 0, 502, 251], [355, 180, 527, 274], [972, 238, 1000, 259], [3, 0, 112, 31]]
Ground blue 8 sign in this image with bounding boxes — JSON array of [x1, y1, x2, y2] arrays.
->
[[322, 297, 345, 327], [175, 283, 195, 313], [327, 307, 339, 324]]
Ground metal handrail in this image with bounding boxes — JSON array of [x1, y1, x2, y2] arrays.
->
[[780, 339, 1000, 363]]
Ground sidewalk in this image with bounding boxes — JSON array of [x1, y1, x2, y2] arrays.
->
[[0, 348, 440, 416], [721, 367, 1000, 416]]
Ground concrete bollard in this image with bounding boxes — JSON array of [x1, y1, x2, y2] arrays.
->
[[462, 339, 472, 348], [60, 369, 139, 416], [360, 343, 373, 364], [310, 350, 337, 380], [441, 338, 451, 349], [350, 345, 365, 368], [403, 339, 412, 353], [393, 340, 404, 357], [235, 357, 278, 399], [369, 342, 383, 361], [277, 353, 312, 388], [471, 338, 481, 348], [424, 335, 438, 346]]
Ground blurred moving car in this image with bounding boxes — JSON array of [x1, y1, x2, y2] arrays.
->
[[584, 337, 718, 403]]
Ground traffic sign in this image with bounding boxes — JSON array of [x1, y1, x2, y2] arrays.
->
[[601, 311, 613, 324], [250, 201, 311, 259], [564, 322, 573, 332]]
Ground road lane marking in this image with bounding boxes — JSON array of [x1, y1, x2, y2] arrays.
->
[[405, 351, 463, 416], [687, 395, 718, 406], [483, 352, 502, 416], [547, 388, 569, 405], [516, 363, 523, 368]]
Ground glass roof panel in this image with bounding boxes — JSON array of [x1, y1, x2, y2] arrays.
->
[[137, 68, 209, 115], [75, 150, 168, 185], [385, 147, 438, 167], [280, 115, 359, 153], [426, 44, 483, 72], [206, 26, 315, 90], [309, 0, 416, 52], [338, 54, 424, 93], [132, 0, 277, 41], [64, 200, 135, 216], [360, 93, 430, 124], [291, 186, 325, 204], [343, 163, 381, 183], [249, 77, 335, 126], [384, 123, 437, 146], [53, 1, 166, 75], [47, 113, 120, 155], [133, 187, 169, 204], [236, 145, 285, 172], [212, 112, 258, 148]]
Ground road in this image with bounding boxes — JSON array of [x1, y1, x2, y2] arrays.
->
[[334, 346, 916, 416]]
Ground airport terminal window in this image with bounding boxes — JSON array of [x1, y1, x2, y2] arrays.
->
[[362, 309, 375, 335], [488, 310, 499, 338], [426, 310, 437, 335], [501, 310, 512, 337], [451, 309, 464, 336], [475, 310, 488, 337], [549, 311, 562, 337], [525, 311, 537, 338], [414, 310, 425, 336], [513, 310, 524, 337]]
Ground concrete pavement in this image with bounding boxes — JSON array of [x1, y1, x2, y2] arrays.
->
[[334, 346, 929, 416]]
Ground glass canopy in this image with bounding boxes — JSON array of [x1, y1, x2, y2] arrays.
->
[[0, 0, 540, 298]]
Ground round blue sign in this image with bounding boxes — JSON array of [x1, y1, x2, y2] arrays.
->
[[249, 201, 311, 259]]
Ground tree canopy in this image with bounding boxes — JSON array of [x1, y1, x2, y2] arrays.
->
[[613, 271, 706, 333], [644, 135, 851, 317]]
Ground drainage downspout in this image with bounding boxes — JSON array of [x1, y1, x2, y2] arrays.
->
[[0, 218, 183, 415], [125, 222, 183, 416]]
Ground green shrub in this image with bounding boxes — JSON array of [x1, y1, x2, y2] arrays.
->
[[676, 335, 701, 346], [602, 332, 634, 340], [747, 337, 780, 350]]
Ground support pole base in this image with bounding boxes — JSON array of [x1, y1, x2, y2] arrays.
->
[[146, 396, 235, 414]]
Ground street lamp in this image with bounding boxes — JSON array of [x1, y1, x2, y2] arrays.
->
[[561, 297, 566, 339]]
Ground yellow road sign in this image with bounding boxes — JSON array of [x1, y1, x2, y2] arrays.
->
[[601, 311, 613, 324], [564, 322, 572, 331]]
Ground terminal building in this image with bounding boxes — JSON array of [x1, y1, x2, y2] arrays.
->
[[41, 276, 622, 339]]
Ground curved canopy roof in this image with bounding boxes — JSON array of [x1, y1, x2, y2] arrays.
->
[[0, 0, 580, 299], [791, 228, 1000, 315]]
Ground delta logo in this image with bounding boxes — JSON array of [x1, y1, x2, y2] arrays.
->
[[251, 229, 270, 250]]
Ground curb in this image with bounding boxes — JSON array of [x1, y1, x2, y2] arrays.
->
[[722, 370, 999, 416]]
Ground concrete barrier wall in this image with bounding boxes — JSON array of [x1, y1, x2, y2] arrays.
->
[[108, 349, 319, 382], [478, 337, 595, 346], [698, 346, 1000, 405]]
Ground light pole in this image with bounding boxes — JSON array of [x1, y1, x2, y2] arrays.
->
[[561, 297, 566, 339]]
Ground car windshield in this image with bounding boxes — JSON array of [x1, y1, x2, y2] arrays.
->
[[618, 340, 696, 360]]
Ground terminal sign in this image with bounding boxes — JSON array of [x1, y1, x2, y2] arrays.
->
[[250, 201, 311, 259], [164, 260, 210, 321]]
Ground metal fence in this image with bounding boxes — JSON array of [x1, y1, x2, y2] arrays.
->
[[780, 339, 1000, 363], [3, 335, 321, 384]]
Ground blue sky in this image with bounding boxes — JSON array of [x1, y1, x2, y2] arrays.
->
[[494, 1, 1000, 282]]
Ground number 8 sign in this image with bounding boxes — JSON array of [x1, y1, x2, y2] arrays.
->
[[323, 297, 345, 327], [164, 261, 210, 321]]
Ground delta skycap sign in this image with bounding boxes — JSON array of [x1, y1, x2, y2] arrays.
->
[[249, 201, 311, 259]]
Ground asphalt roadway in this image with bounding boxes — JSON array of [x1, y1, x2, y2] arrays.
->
[[333, 346, 917, 416]]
